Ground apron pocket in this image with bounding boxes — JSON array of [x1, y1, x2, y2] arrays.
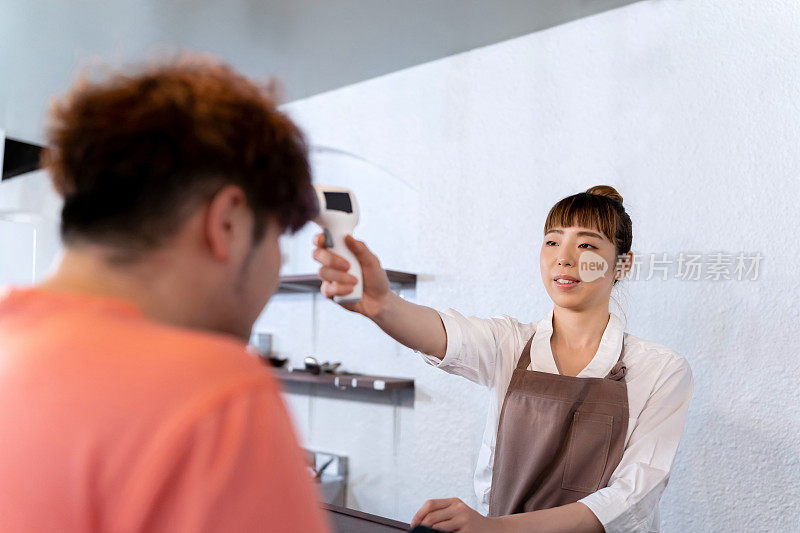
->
[[561, 411, 613, 493]]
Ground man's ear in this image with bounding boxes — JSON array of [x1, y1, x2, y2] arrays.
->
[[204, 185, 249, 262]]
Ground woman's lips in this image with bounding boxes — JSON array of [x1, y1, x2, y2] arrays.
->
[[553, 278, 581, 291]]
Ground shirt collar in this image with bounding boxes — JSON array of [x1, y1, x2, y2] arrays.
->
[[529, 308, 625, 378]]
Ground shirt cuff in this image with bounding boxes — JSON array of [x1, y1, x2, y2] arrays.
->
[[578, 489, 642, 533], [415, 308, 463, 369]]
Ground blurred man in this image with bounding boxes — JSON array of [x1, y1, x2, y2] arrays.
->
[[0, 56, 330, 532]]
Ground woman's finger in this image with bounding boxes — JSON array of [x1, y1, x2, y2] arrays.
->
[[412, 499, 454, 527], [312, 247, 351, 271], [427, 516, 465, 532], [320, 280, 356, 299], [318, 266, 358, 285], [420, 505, 459, 528], [320, 280, 336, 299], [321, 281, 352, 299]]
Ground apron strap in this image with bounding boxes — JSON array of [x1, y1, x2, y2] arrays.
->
[[605, 350, 627, 381], [516, 335, 535, 370]]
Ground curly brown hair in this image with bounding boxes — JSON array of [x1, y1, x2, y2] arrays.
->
[[41, 55, 317, 250]]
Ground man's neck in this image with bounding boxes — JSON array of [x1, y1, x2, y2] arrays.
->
[[39, 246, 208, 333]]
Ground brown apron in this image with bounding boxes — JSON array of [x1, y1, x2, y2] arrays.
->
[[487, 334, 629, 517]]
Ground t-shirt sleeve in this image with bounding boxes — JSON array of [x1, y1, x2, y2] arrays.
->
[[112, 376, 332, 533]]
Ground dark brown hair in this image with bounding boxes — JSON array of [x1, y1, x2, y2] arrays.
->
[[544, 185, 633, 283], [41, 55, 317, 251]]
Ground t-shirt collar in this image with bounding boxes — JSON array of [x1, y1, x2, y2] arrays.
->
[[0, 286, 144, 319]]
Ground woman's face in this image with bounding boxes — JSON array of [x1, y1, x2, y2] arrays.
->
[[539, 225, 630, 312]]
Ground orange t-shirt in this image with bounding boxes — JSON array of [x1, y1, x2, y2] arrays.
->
[[0, 287, 331, 533]]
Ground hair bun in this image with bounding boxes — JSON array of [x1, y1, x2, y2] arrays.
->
[[586, 185, 623, 205]]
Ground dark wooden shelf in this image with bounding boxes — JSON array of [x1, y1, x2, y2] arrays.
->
[[274, 368, 414, 391], [278, 270, 416, 293]]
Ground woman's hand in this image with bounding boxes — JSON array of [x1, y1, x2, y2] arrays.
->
[[411, 498, 507, 533], [312, 233, 392, 318]]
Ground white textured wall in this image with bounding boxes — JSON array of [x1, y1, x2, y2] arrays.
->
[[262, 1, 800, 530]]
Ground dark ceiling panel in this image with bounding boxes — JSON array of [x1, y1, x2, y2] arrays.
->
[[0, 0, 642, 141], [150, 0, 644, 101], [2, 138, 42, 181]]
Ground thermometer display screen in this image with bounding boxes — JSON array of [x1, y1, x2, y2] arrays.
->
[[323, 192, 353, 213]]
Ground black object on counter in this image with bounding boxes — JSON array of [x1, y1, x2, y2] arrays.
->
[[303, 356, 343, 375], [266, 356, 288, 368]]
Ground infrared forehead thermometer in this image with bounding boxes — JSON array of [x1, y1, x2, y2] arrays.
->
[[312, 185, 362, 304]]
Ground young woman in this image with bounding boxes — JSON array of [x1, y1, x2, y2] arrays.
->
[[312, 186, 693, 533]]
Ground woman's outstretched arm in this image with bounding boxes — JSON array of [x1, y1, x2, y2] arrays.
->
[[313, 233, 448, 359]]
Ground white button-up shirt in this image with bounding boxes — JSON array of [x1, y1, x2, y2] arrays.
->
[[415, 307, 693, 532]]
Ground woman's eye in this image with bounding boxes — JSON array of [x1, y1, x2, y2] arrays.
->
[[545, 241, 558, 246], [578, 243, 596, 249]]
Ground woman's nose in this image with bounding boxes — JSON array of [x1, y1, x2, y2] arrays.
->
[[557, 254, 575, 267]]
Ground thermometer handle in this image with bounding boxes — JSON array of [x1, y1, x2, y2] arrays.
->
[[328, 231, 363, 304]]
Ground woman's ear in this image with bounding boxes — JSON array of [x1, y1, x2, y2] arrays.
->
[[204, 185, 249, 262], [614, 251, 634, 281]]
